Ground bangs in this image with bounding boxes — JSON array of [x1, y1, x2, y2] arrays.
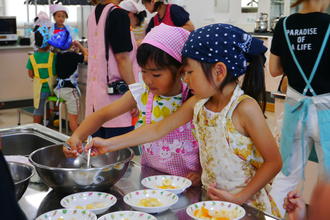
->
[[137, 43, 181, 73]]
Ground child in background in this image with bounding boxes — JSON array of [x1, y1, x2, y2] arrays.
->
[[119, 0, 147, 43], [142, 0, 194, 33], [26, 26, 56, 124], [65, 24, 201, 185], [49, 4, 69, 34], [49, 4, 77, 39], [48, 29, 88, 132], [85, 24, 282, 217]]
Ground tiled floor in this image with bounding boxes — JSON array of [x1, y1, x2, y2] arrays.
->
[[0, 108, 33, 129]]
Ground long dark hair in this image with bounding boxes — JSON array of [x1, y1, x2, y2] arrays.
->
[[137, 43, 182, 77], [135, 10, 147, 27], [34, 31, 44, 48], [184, 54, 267, 113], [142, 0, 163, 12]]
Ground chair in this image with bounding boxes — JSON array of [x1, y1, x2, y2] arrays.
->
[[43, 96, 68, 134]]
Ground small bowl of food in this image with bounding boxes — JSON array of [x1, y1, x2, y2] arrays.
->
[[186, 201, 246, 220], [36, 208, 97, 220], [60, 192, 117, 215], [141, 175, 192, 194], [98, 211, 158, 220], [123, 189, 178, 213]]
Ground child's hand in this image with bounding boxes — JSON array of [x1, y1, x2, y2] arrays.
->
[[72, 40, 81, 49], [63, 135, 83, 158], [130, 108, 139, 117], [186, 171, 201, 186], [28, 70, 34, 79], [207, 183, 244, 205], [84, 137, 110, 156], [283, 191, 306, 220]]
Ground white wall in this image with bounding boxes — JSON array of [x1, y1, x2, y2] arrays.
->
[[170, 0, 271, 32]]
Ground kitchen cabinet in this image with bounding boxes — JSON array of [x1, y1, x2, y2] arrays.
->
[[0, 46, 33, 105]]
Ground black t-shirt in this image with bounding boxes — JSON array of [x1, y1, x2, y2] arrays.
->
[[95, 4, 132, 54], [0, 150, 27, 220], [56, 51, 84, 88], [146, 4, 190, 33], [271, 12, 330, 95]]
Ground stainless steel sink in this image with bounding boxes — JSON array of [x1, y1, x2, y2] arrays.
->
[[0, 124, 68, 156]]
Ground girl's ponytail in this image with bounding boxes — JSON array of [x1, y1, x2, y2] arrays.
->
[[241, 54, 267, 113], [135, 10, 147, 27]]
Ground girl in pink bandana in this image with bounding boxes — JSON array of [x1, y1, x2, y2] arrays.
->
[[65, 24, 201, 185], [86, 23, 282, 217]]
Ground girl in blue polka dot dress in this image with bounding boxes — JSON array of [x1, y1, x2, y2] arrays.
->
[[86, 23, 282, 217]]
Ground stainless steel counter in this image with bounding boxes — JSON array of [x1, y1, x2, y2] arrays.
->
[[19, 161, 281, 220]]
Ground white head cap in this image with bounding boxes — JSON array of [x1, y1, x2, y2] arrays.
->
[[49, 4, 68, 18], [119, 0, 141, 13], [34, 11, 52, 28]]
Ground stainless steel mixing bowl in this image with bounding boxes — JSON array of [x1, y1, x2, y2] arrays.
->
[[29, 144, 134, 193], [8, 161, 35, 200]]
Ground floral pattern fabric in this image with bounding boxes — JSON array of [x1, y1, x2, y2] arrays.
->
[[129, 82, 201, 176], [130, 83, 183, 128], [193, 86, 281, 218]]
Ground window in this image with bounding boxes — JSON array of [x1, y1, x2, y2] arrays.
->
[[241, 0, 258, 13], [4, 0, 78, 27]]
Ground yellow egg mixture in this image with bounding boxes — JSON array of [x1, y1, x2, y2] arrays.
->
[[137, 197, 163, 207], [156, 179, 178, 189], [75, 201, 105, 209], [193, 205, 240, 220]]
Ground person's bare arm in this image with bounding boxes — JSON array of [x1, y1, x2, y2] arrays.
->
[[28, 70, 34, 79], [87, 96, 200, 155], [269, 53, 284, 77], [114, 52, 136, 85], [73, 41, 88, 62], [235, 98, 282, 203], [64, 92, 137, 157], [182, 20, 195, 32]]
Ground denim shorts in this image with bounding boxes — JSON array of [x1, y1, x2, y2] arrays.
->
[[34, 91, 51, 116]]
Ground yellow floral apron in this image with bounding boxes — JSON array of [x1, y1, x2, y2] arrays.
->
[[193, 86, 281, 218], [29, 52, 55, 109]]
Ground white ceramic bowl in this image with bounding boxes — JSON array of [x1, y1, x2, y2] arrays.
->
[[60, 192, 117, 215], [98, 211, 158, 220], [123, 189, 178, 213], [141, 175, 192, 194], [186, 201, 246, 220], [36, 208, 97, 220]]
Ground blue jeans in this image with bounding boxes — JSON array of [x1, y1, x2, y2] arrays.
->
[[33, 91, 51, 116]]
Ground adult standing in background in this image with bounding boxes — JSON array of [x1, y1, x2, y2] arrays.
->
[[269, 0, 330, 216], [142, 0, 194, 33], [86, 0, 140, 139], [119, 0, 148, 44]]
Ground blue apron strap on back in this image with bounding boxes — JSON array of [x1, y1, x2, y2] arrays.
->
[[283, 17, 330, 96], [281, 17, 330, 176]]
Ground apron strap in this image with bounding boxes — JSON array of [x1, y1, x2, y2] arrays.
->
[[145, 92, 154, 125], [283, 16, 330, 96], [145, 82, 186, 125], [29, 53, 54, 79]]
